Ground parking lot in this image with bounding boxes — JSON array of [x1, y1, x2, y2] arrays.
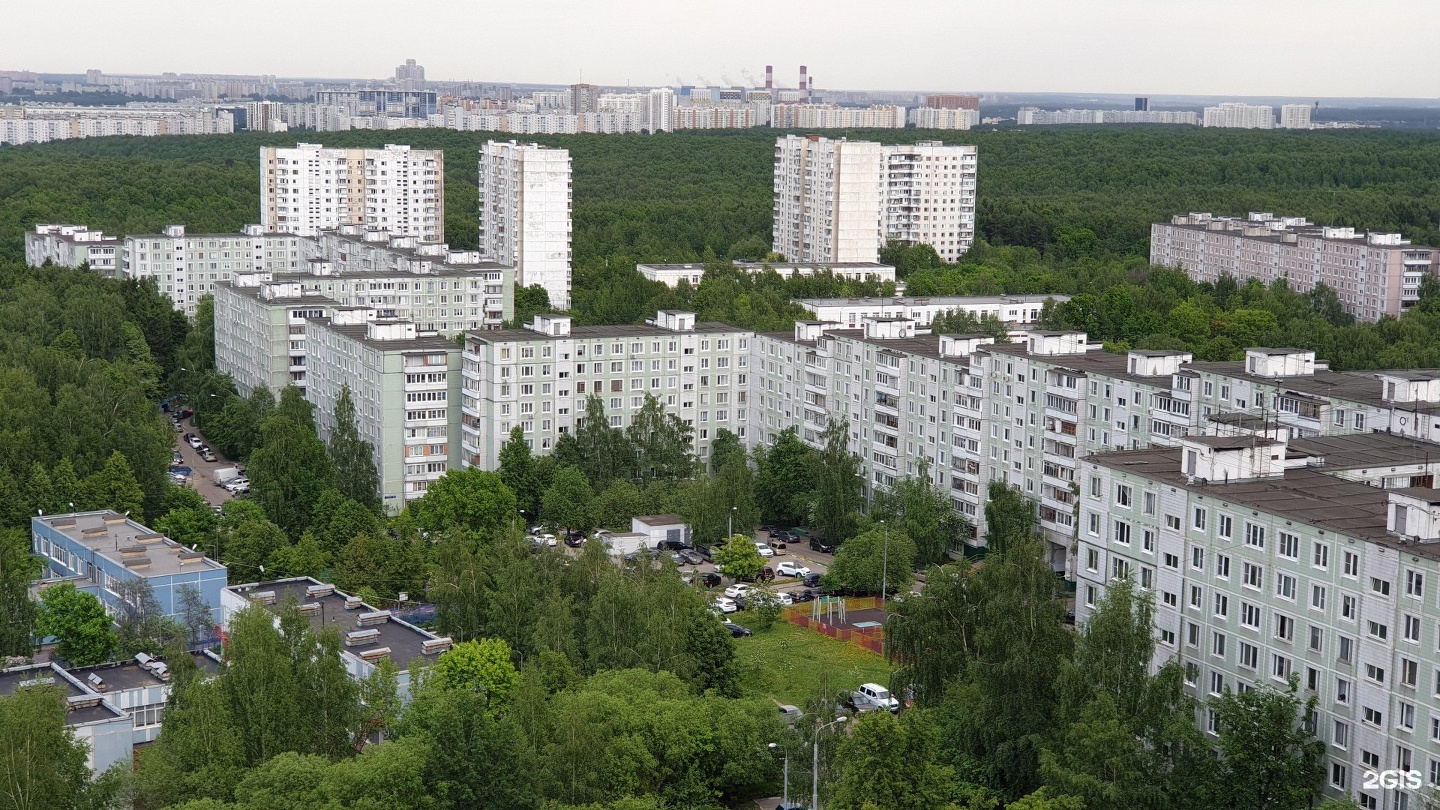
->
[[170, 416, 238, 507]]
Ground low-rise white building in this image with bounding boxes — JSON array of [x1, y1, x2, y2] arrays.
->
[[1202, 102, 1274, 129], [632, 514, 691, 547], [910, 107, 980, 130], [24, 224, 121, 276], [637, 260, 896, 288], [796, 295, 1065, 330]]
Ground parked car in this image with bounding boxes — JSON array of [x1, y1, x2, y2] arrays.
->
[[755, 542, 775, 558], [802, 573, 822, 588], [565, 532, 586, 547], [775, 591, 794, 606], [199, 450, 217, 462], [541, 534, 557, 547], [712, 597, 738, 614], [680, 569, 695, 585], [848, 682, 901, 713], [778, 704, 805, 725], [759, 567, 775, 582], [809, 537, 836, 554], [776, 561, 811, 578], [698, 572, 722, 588], [186, 434, 202, 449], [722, 620, 753, 638], [789, 588, 820, 603], [227, 481, 250, 494], [679, 550, 704, 565], [657, 538, 691, 551], [723, 583, 750, 599], [172, 451, 184, 465], [223, 477, 249, 492]]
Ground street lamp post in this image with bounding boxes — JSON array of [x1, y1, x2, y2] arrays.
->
[[768, 742, 789, 806], [813, 715, 847, 810], [728, 505, 736, 541], [880, 519, 889, 606]]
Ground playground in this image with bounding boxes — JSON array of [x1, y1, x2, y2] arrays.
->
[[782, 596, 888, 655]]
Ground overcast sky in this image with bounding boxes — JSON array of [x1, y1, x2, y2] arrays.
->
[[9, 0, 1439, 98]]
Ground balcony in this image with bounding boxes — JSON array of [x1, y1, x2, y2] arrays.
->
[[875, 393, 899, 414]]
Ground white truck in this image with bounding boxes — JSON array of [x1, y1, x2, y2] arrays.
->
[[212, 467, 242, 486], [848, 683, 901, 714]]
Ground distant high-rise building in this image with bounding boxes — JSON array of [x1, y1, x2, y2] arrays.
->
[[924, 94, 980, 111], [478, 141, 573, 309], [647, 88, 675, 132], [1279, 103, 1313, 129], [1202, 102, 1274, 129], [394, 58, 425, 90], [1135, 96, 1150, 112], [772, 135, 977, 265], [570, 83, 600, 114], [260, 142, 444, 240]]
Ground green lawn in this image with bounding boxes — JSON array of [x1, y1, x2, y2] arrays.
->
[[733, 620, 895, 708]]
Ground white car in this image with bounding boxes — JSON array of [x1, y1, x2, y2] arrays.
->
[[776, 591, 794, 607], [723, 583, 750, 599], [776, 562, 811, 578], [187, 436, 203, 449], [541, 534, 557, 547], [713, 597, 738, 614], [755, 543, 775, 558], [227, 481, 250, 494]]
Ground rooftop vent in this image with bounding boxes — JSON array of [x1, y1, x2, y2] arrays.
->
[[122, 557, 151, 570], [357, 647, 391, 663], [421, 637, 453, 655], [52, 517, 76, 528], [357, 610, 390, 627], [118, 545, 146, 557], [306, 583, 335, 599], [81, 527, 108, 537], [150, 663, 169, 680], [68, 695, 104, 710], [344, 595, 365, 610], [178, 551, 205, 564], [135, 652, 153, 668], [103, 513, 128, 525], [345, 629, 380, 647], [135, 533, 163, 545], [86, 673, 106, 690], [249, 590, 277, 606], [298, 602, 321, 617]]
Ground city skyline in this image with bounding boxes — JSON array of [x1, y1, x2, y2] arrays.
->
[[8, 0, 1440, 98]]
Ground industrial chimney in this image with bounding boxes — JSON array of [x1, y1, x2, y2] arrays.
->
[[799, 65, 807, 95], [765, 65, 773, 89]]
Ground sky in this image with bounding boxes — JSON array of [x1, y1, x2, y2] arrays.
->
[[8, 0, 1440, 98]]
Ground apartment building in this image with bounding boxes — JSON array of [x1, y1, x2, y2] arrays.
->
[[0, 104, 233, 145], [311, 89, 437, 119], [31, 511, 228, 625], [1078, 427, 1440, 808], [637, 259, 896, 288], [1203, 102, 1275, 129], [478, 141, 573, 309], [25, 224, 121, 276], [797, 294, 1065, 330], [460, 311, 751, 470], [213, 227, 513, 395], [121, 224, 306, 318], [260, 142, 444, 240], [884, 141, 978, 262], [222, 577, 453, 700], [213, 278, 335, 396], [770, 104, 907, 129], [1280, 104, 1314, 129], [1151, 212, 1440, 321], [773, 136, 978, 265], [305, 313, 463, 512], [911, 107, 980, 130], [1015, 107, 1198, 126], [924, 95, 980, 111]]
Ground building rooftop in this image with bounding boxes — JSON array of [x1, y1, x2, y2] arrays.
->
[[216, 280, 339, 307], [227, 578, 450, 673], [1186, 435, 1283, 450], [799, 294, 1064, 307], [67, 659, 169, 693], [308, 318, 461, 351], [634, 514, 685, 526], [467, 320, 746, 343], [34, 511, 225, 578], [1289, 432, 1440, 471], [981, 343, 1171, 388], [0, 663, 127, 726], [1188, 362, 1437, 411]]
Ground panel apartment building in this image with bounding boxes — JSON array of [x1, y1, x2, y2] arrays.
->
[[260, 143, 444, 240], [1078, 427, 1440, 809], [305, 313, 463, 512], [773, 136, 977, 265], [460, 311, 751, 470], [25, 224, 121, 276], [214, 225, 514, 397], [477, 141, 573, 309], [1151, 212, 1440, 322], [122, 224, 306, 318], [749, 312, 1440, 565]]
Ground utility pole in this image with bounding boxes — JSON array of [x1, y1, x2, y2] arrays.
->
[[880, 519, 889, 606], [814, 715, 847, 810]]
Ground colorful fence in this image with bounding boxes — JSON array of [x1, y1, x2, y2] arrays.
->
[[782, 597, 887, 655]]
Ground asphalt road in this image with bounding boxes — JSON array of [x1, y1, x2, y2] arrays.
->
[[171, 416, 238, 507]]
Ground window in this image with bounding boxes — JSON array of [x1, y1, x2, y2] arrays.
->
[[1210, 670, 1225, 695], [1187, 622, 1200, 647], [1407, 570, 1425, 598], [1115, 484, 1132, 507], [1245, 523, 1266, 550], [1339, 635, 1354, 663], [1215, 553, 1231, 578], [1193, 508, 1207, 531], [1311, 584, 1327, 611], [1371, 577, 1392, 597], [1190, 585, 1204, 610], [1343, 550, 1359, 578], [1404, 614, 1421, 642], [1341, 594, 1357, 621], [1086, 548, 1099, 572], [1362, 750, 1380, 770], [1113, 520, 1131, 546], [1239, 641, 1259, 669], [1240, 602, 1262, 629], [1217, 514, 1233, 539], [1142, 491, 1156, 516], [1331, 762, 1348, 790], [1212, 631, 1227, 658], [1165, 514, 1181, 531], [1401, 658, 1419, 688], [1243, 562, 1263, 589], [1278, 532, 1299, 559], [1090, 477, 1102, 497], [1163, 553, 1179, 569], [1276, 573, 1296, 601], [1088, 513, 1100, 535], [1337, 677, 1351, 703], [1213, 593, 1229, 618], [1363, 706, 1384, 727], [1192, 547, 1205, 571], [1312, 542, 1329, 570], [1333, 720, 1349, 749], [1368, 620, 1389, 641], [1365, 663, 1386, 684], [1309, 625, 1324, 652], [1272, 654, 1292, 681], [1275, 614, 1294, 641]]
